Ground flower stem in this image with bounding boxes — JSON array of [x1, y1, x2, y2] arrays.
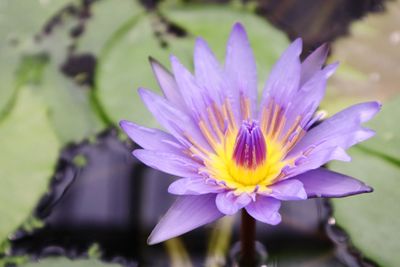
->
[[240, 209, 256, 266]]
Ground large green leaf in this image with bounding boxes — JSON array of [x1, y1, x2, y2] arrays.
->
[[38, 65, 105, 144], [76, 0, 144, 55], [0, 0, 101, 145], [0, 88, 60, 242], [0, 0, 74, 118], [330, 97, 400, 266], [22, 258, 121, 267], [95, 14, 193, 127], [31, 10, 106, 144]]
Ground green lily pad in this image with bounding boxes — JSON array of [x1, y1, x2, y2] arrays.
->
[[30, 10, 106, 144], [0, 88, 60, 243], [330, 97, 400, 266], [0, 0, 74, 119], [161, 4, 289, 90], [95, 14, 193, 127], [22, 258, 121, 267], [76, 0, 144, 55], [38, 65, 105, 144], [331, 149, 400, 267]]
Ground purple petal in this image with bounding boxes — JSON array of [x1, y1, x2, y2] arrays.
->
[[216, 192, 252, 215], [300, 43, 329, 85], [294, 168, 373, 198], [170, 55, 209, 120], [133, 149, 202, 178], [194, 38, 224, 105], [268, 179, 307, 200], [138, 88, 212, 151], [245, 197, 281, 225], [225, 23, 258, 118], [260, 38, 302, 108], [148, 194, 223, 245], [119, 120, 183, 153], [168, 178, 224, 195], [149, 58, 186, 111], [284, 146, 351, 179], [288, 101, 381, 158], [282, 63, 338, 133]]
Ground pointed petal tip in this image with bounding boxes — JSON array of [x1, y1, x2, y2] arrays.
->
[[131, 149, 143, 159], [137, 88, 150, 103], [195, 36, 207, 46], [324, 61, 339, 77], [169, 54, 179, 64], [358, 127, 376, 142], [168, 180, 186, 195], [119, 119, 129, 128], [279, 37, 302, 59], [138, 87, 157, 102], [149, 56, 163, 70], [170, 55, 187, 73], [316, 42, 330, 56], [232, 22, 246, 32], [147, 233, 161, 245], [358, 101, 382, 122], [372, 100, 383, 111], [119, 120, 135, 135], [268, 213, 282, 225], [148, 56, 156, 64], [293, 37, 303, 43], [341, 182, 374, 197], [332, 146, 352, 162], [292, 37, 303, 50], [137, 87, 146, 95], [365, 185, 374, 193], [229, 22, 250, 43], [194, 37, 214, 57]]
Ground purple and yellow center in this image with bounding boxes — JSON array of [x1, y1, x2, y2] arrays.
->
[[189, 97, 305, 194]]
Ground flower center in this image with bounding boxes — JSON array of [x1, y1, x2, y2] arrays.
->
[[201, 103, 293, 193], [232, 121, 267, 169]]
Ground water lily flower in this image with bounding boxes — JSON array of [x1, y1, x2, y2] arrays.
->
[[120, 23, 380, 245]]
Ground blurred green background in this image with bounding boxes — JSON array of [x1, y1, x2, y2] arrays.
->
[[0, 0, 399, 266]]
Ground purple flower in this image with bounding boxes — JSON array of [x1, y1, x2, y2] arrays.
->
[[120, 23, 380, 245]]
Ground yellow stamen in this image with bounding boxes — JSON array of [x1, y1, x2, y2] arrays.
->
[[267, 103, 280, 137], [281, 116, 301, 144], [207, 107, 224, 141], [186, 98, 300, 193], [199, 120, 219, 151], [222, 100, 237, 131], [271, 112, 286, 141], [212, 102, 225, 131], [183, 132, 209, 156], [262, 100, 274, 132]]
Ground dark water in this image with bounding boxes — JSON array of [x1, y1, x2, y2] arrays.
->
[[5, 128, 379, 267]]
